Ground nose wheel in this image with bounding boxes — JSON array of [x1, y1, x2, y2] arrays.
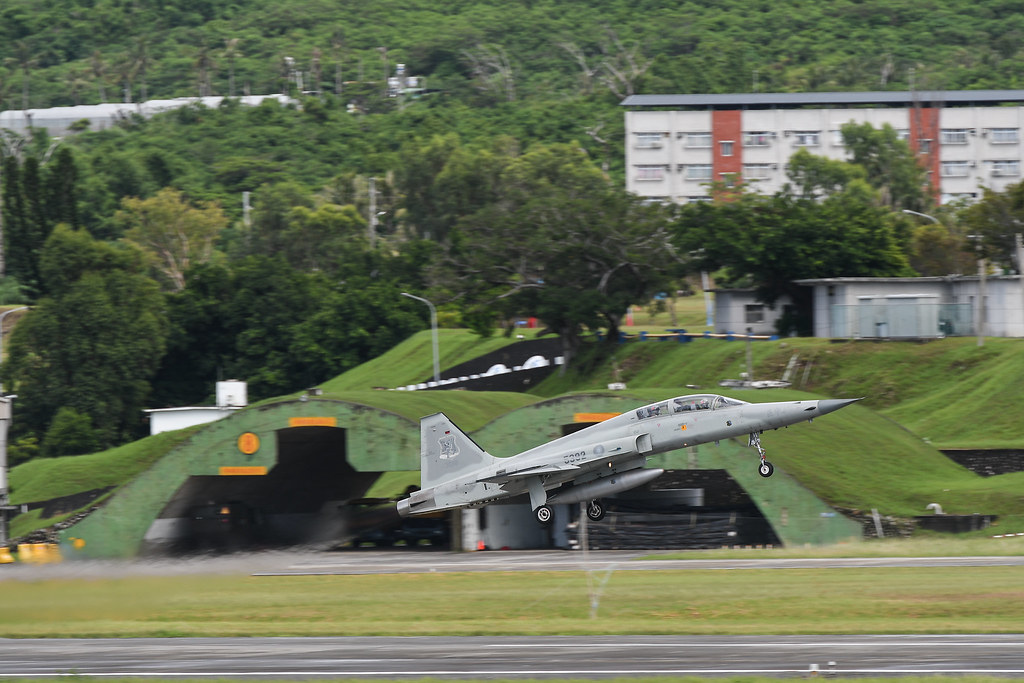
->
[[750, 431, 774, 478], [585, 500, 605, 522]]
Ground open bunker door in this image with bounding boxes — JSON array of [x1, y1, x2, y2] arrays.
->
[[143, 426, 382, 553]]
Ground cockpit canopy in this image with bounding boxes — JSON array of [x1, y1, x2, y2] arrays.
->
[[635, 394, 747, 420]]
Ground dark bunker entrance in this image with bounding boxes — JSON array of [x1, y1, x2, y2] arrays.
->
[[147, 426, 389, 554]]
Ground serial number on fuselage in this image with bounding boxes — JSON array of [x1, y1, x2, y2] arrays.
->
[[563, 450, 586, 464]]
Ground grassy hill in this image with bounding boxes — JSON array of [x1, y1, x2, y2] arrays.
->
[[9, 325, 1024, 543]]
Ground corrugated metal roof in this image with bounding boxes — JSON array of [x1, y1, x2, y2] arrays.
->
[[621, 90, 1024, 108]]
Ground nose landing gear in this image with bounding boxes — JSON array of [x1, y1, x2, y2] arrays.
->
[[750, 431, 774, 478]]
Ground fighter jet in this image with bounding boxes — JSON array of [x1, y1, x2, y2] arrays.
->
[[397, 394, 860, 525]]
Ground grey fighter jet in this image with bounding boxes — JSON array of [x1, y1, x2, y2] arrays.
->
[[397, 394, 860, 525]]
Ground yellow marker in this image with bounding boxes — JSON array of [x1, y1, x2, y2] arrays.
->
[[289, 417, 337, 427], [219, 466, 268, 476], [573, 412, 620, 423]]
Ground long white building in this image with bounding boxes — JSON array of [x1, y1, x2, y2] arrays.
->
[[621, 90, 1024, 205]]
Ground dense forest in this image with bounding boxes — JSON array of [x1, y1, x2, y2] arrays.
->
[[6, 0, 1024, 110], [3, 0, 1024, 462]]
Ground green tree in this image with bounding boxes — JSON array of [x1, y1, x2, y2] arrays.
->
[[958, 180, 1024, 272], [436, 142, 678, 365], [116, 187, 227, 291], [280, 202, 367, 275], [676, 182, 911, 335], [3, 225, 169, 450], [41, 406, 100, 458], [45, 146, 79, 231], [784, 148, 865, 200], [237, 182, 314, 259], [840, 121, 931, 212]]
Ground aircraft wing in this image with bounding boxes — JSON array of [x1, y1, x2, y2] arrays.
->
[[479, 463, 580, 483]]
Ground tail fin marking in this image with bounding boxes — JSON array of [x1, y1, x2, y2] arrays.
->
[[420, 412, 497, 488]]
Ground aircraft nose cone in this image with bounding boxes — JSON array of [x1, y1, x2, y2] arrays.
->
[[816, 398, 863, 415]]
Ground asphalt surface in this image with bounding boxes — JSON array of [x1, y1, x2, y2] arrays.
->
[[259, 548, 1024, 575], [2, 634, 1023, 677], [5, 548, 1024, 580]]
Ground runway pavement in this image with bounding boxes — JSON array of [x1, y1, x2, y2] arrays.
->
[[258, 548, 1024, 575], [3, 634, 1024, 677]]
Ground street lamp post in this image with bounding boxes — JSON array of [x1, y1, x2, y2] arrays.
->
[[901, 209, 940, 224], [401, 293, 440, 385]]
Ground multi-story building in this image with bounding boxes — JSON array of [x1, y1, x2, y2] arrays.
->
[[621, 90, 1024, 205]]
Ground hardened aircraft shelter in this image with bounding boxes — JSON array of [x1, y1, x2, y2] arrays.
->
[[64, 390, 860, 558]]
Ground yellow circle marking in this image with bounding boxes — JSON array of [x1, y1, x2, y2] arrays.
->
[[237, 432, 261, 455]]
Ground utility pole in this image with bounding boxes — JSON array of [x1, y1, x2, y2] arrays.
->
[[0, 396, 19, 547], [368, 177, 378, 249]]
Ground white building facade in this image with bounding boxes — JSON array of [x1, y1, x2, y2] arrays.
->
[[622, 90, 1024, 205], [796, 276, 1024, 339]]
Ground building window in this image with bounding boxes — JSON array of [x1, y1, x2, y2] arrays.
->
[[745, 304, 765, 324], [720, 140, 734, 156], [990, 128, 1019, 144], [793, 131, 820, 147], [896, 129, 910, 141], [687, 195, 713, 203], [941, 161, 971, 177], [635, 132, 664, 149], [743, 131, 771, 147], [941, 129, 969, 145], [743, 163, 773, 179], [635, 165, 666, 181], [830, 129, 844, 146], [684, 164, 713, 180], [685, 132, 712, 148], [991, 160, 1020, 177], [941, 192, 978, 204]]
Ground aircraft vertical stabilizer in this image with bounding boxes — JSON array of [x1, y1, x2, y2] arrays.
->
[[419, 412, 497, 488]]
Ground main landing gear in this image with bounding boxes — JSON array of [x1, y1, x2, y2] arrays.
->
[[534, 500, 606, 526], [750, 431, 774, 478], [535, 504, 554, 525]]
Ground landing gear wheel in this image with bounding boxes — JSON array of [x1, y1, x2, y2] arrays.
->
[[585, 500, 605, 522], [759, 460, 774, 478], [535, 504, 554, 526]]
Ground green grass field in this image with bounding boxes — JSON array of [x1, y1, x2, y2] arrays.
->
[[3, 564, 1023, 638]]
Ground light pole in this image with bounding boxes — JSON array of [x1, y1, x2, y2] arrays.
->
[[901, 209, 940, 224], [401, 293, 440, 385], [0, 306, 28, 547]]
